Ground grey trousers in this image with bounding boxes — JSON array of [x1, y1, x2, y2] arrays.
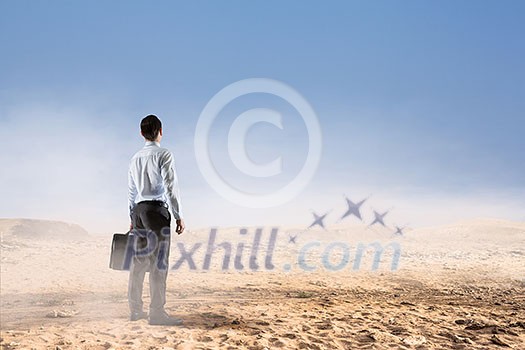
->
[[128, 201, 171, 315]]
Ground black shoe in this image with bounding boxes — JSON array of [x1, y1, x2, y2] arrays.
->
[[130, 310, 148, 321], [149, 311, 183, 326]]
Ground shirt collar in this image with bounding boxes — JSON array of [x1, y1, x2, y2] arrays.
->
[[145, 141, 160, 147]]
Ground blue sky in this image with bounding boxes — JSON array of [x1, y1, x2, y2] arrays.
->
[[1, 1, 524, 233]]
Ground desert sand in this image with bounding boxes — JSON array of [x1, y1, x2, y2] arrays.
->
[[1, 218, 524, 349]]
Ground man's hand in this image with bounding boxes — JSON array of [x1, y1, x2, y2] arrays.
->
[[176, 219, 185, 235]]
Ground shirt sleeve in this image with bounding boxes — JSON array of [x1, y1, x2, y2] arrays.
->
[[160, 151, 183, 220], [128, 164, 138, 218]]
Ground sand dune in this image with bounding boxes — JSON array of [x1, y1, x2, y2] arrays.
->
[[1, 218, 524, 349], [0, 218, 88, 241]]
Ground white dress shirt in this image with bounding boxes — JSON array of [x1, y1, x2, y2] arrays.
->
[[128, 141, 183, 220]]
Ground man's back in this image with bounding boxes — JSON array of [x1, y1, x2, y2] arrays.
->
[[129, 142, 171, 202], [128, 141, 182, 221]]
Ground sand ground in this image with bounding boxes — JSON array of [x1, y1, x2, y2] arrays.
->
[[1, 219, 524, 349]]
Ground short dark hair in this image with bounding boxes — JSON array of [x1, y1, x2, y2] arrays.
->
[[140, 114, 162, 141]]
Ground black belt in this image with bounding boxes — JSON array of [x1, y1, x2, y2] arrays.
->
[[137, 200, 168, 208]]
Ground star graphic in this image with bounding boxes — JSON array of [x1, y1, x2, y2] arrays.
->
[[369, 210, 389, 227], [309, 211, 330, 230], [340, 196, 367, 221], [393, 226, 406, 236]]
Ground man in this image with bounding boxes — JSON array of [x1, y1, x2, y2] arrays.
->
[[128, 114, 185, 325]]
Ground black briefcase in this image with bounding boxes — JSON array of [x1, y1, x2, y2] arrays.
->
[[109, 232, 134, 271]]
